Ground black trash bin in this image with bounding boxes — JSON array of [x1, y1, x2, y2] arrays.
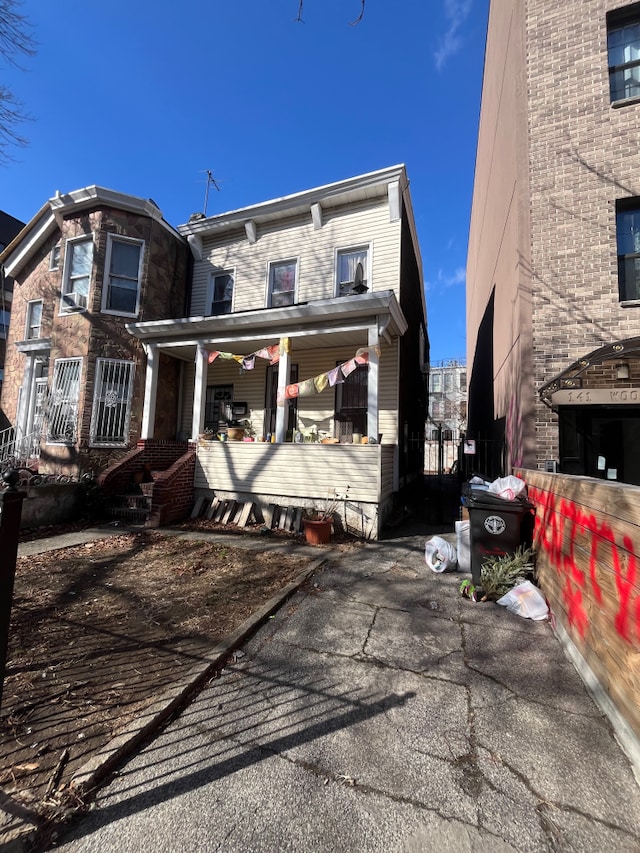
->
[[464, 489, 535, 586]]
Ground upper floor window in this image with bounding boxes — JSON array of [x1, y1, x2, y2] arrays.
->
[[25, 300, 43, 340], [102, 234, 144, 316], [460, 371, 467, 392], [268, 259, 296, 308], [61, 236, 93, 313], [337, 247, 368, 297], [431, 373, 442, 393], [608, 5, 640, 103], [616, 200, 640, 301], [444, 372, 454, 392], [49, 244, 61, 271], [0, 309, 9, 340], [208, 271, 234, 315], [90, 358, 135, 446]]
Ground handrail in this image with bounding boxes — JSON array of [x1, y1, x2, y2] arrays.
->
[[0, 426, 42, 471]]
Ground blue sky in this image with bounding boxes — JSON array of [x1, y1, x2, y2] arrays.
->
[[1, 0, 488, 364]]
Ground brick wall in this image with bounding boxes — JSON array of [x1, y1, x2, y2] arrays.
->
[[526, 0, 640, 463]]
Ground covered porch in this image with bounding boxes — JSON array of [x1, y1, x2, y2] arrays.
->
[[127, 292, 408, 537]]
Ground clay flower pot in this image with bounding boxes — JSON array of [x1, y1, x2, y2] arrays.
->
[[227, 427, 245, 441], [302, 518, 332, 545]]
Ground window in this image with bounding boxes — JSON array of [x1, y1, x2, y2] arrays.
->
[[25, 300, 43, 340], [432, 400, 444, 419], [616, 200, 640, 300], [61, 237, 93, 312], [444, 372, 453, 392], [208, 271, 234, 315], [335, 363, 368, 440], [608, 5, 640, 103], [264, 363, 298, 438], [90, 359, 135, 445], [50, 244, 61, 270], [0, 309, 9, 340], [204, 385, 234, 432], [47, 358, 81, 444], [460, 371, 467, 392], [337, 247, 368, 296], [268, 260, 296, 307], [103, 235, 144, 315], [431, 373, 442, 393]]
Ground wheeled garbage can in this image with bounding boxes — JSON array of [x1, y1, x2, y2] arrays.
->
[[465, 490, 535, 586]]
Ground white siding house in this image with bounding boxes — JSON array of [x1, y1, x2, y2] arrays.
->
[[127, 165, 428, 537]]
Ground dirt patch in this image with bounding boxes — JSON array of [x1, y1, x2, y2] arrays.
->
[[0, 528, 321, 820]]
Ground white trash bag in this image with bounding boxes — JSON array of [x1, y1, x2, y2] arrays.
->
[[496, 581, 549, 620], [487, 475, 527, 501], [425, 536, 457, 573]]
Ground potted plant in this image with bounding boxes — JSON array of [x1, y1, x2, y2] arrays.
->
[[302, 486, 349, 545], [227, 418, 253, 441]]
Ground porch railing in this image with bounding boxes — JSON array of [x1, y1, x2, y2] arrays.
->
[[0, 426, 42, 473]]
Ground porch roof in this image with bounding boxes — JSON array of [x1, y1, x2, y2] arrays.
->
[[126, 290, 408, 360]]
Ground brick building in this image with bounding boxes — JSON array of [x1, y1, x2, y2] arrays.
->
[[467, 0, 640, 484], [0, 187, 189, 475], [0, 210, 25, 410]]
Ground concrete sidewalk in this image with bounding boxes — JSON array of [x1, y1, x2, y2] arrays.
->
[[49, 526, 640, 853]]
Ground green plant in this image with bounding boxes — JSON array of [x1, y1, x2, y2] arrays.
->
[[306, 485, 350, 521], [480, 546, 535, 601]]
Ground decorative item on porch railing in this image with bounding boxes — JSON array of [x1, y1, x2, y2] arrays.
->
[[277, 345, 381, 402]]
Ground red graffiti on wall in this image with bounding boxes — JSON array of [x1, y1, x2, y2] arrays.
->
[[529, 485, 640, 645]]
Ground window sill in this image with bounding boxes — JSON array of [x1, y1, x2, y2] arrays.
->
[[100, 309, 139, 319], [620, 299, 640, 307], [611, 95, 640, 108]]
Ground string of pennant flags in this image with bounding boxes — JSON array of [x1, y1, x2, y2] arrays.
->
[[206, 338, 381, 402]]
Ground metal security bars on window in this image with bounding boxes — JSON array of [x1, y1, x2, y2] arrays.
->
[[47, 358, 81, 444], [90, 359, 134, 445]]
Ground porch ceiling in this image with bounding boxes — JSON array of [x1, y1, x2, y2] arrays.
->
[[127, 290, 407, 362]]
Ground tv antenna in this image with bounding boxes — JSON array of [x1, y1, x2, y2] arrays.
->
[[202, 170, 221, 216]]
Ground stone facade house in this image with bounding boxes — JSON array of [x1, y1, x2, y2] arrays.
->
[[467, 0, 640, 484], [0, 187, 189, 475]]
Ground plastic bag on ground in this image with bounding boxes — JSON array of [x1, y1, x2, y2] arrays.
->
[[496, 580, 549, 620], [455, 520, 470, 573], [425, 536, 457, 573], [487, 475, 527, 501]]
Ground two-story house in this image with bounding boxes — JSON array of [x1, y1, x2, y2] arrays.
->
[[0, 187, 189, 475], [124, 165, 428, 537]]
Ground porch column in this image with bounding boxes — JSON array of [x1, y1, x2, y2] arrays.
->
[[367, 325, 379, 441], [141, 343, 159, 440], [192, 344, 209, 440], [274, 338, 291, 443]]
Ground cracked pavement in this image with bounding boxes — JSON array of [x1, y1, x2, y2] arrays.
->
[[55, 530, 640, 852]]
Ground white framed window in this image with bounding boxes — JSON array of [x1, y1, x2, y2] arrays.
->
[[336, 246, 369, 297], [25, 300, 43, 340], [102, 234, 144, 316], [49, 244, 61, 271], [47, 357, 82, 444], [267, 259, 297, 308], [431, 373, 442, 393], [90, 358, 135, 446], [208, 270, 234, 315], [60, 236, 93, 313]]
